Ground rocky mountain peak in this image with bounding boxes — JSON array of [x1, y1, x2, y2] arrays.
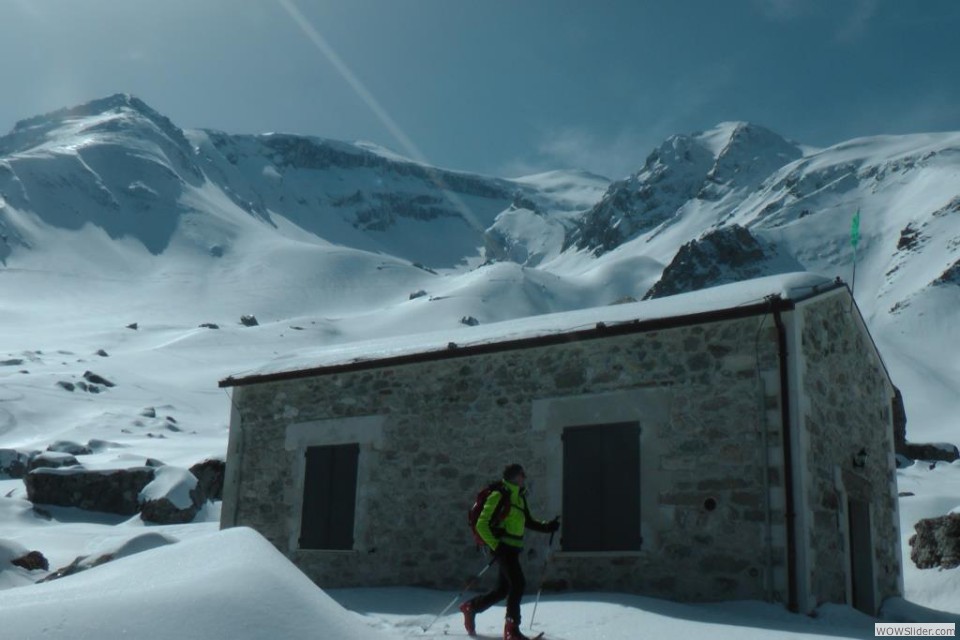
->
[[568, 122, 804, 255], [700, 122, 804, 197], [2, 94, 192, 158], [642, 225, 804, 300]]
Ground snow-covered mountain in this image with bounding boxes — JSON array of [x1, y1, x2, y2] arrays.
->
[[0, 94, 605, 270], [553, 124, 960, 441], [1, 95, 958, 443], [1, 94, 960, 636]]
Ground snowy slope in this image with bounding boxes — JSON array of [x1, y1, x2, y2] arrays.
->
[[0, 527, 395, 640]]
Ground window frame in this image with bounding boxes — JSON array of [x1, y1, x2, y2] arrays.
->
[[285, 414, 385, 554]]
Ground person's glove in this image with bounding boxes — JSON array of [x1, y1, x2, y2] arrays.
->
[[493, 542, 510, 557], [546, 517, 560, 533]]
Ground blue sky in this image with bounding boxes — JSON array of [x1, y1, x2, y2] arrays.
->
[[1, 0, 958, 179]]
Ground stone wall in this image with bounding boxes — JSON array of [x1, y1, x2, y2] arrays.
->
[[798, 291, 901, 607], [225, 314, 791, 603]]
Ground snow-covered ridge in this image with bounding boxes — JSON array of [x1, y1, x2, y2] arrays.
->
[[0, 94, 608, 270], [1, 94, 960, 637]]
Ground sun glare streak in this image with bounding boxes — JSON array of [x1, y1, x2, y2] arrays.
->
[[275, 0, 486, 233]]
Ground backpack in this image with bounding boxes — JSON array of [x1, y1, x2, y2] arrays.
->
[[468, 481, 510, 547]]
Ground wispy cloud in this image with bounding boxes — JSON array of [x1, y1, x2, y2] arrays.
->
[[533, 126, 654, 180], [503, 62, 738, 179]]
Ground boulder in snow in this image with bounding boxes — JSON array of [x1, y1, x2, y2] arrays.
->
[[25, 466, 155, 515], [82, 371, 115, 387], [909, 513, 960, 569], [902, 442, 960, 464], [189, 458, 226, 501], [46, 440, 93, 456], [240, 314, 259, 327], [28, 451, 80, 471], [0, 539, 46, 589], [11, 550, 49, 572], [139, 466, 206, 524], [0, 449, 32, 479]]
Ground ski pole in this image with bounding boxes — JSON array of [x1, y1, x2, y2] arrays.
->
[[529, 530, 555, 631], [422, 556, 496, 632]]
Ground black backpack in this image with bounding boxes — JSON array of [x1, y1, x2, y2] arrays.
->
[[467, 481, 510, 547]]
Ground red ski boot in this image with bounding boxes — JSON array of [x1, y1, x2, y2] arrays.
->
[[504, 617, 537, 640], [459, 601, 477, 637]]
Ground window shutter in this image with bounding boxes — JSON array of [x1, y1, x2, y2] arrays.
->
[[562, 422, 641, 551], [300, 443, 359, 550]]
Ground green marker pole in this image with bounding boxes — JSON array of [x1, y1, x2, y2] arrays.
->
[[850, 209, 861, 309]]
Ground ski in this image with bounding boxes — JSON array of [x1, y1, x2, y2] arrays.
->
[[432, 632, 545, 639]]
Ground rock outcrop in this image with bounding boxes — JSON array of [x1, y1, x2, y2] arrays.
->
[[910, 514, 960, 569]]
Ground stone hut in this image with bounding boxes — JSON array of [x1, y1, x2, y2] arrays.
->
[[219, 273, 902, 615]]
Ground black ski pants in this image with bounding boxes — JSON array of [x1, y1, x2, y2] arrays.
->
[[471, 545, 526, 622]]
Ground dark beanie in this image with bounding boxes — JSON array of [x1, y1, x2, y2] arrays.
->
[[503, 464, 525, 482]]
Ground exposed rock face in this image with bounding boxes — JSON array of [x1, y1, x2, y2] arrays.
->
[[902, 443, 960, 463], [643, 225, 803, 300], [0, 449, 32, 479], [11, 550, 49, 571], [909, 514, 960, 569], [935, 258, 960, 286], [25, 467, 156, 515], [190, 458, 226, 501], [568, 123, 802, 255], [569, 136, 713, 254], [28, 452, 80, 471]]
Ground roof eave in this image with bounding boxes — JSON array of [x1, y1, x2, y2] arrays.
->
[[219, 287, 844, 388]]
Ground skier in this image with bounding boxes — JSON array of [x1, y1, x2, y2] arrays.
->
[[460, 463, 559, 640]]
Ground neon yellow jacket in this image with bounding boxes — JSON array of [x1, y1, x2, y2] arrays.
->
[[475, 480, 551, 550]]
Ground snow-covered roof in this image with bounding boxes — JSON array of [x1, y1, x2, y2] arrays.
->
[[220, 272, 840, 387]]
